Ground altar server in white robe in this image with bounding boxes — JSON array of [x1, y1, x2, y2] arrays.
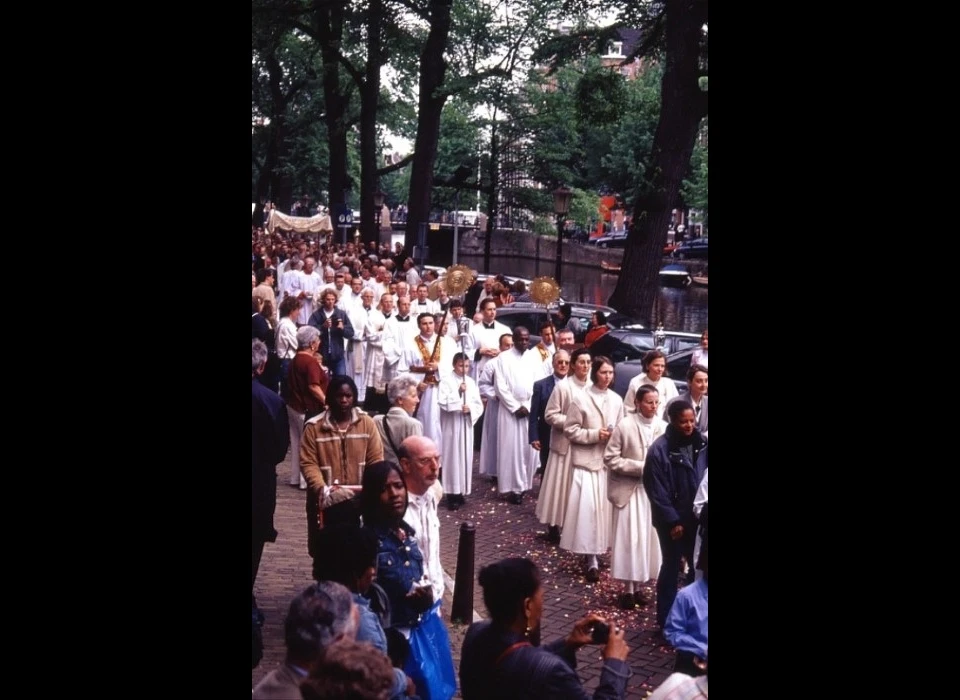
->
[[438, 353, 483, 510], [468, 298, 510, 381], [493, 327, 540, 505], [535, 347, 593, 543], [477, 333, 513, 480], [346, 288, 375, 403], [560, 355, 624, 582], [398, 313, 457, 446], [604, 383, 666, 609]]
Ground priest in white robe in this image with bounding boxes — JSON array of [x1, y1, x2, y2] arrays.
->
[[493, 327, 539, 504], [398, 312, 456, 446], [362, 292, 393, 413], [346, 288, 375, 403], [437, 353, 483, 509], [382, 296, 417, 389], [468, 297, 510, 381]]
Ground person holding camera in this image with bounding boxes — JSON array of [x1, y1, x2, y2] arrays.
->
[[460, 557, 631, 699], [308, 289, 354, 376]]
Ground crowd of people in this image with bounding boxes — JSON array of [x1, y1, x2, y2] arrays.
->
[[252, 226, 709, 699]]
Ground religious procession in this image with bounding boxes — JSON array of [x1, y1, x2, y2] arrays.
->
[[252, 227, 708, 700]]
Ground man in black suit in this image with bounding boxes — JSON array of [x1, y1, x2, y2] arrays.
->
[[529, 349, 570, 479]]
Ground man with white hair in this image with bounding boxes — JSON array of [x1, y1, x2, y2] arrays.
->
[[403, 258, 421, 289], [251, 581, 358, 699]]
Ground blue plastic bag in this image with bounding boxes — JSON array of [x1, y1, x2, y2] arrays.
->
[[403, 601, 456, 700]]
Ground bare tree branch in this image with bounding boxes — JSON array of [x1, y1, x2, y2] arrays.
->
[[378, 153, 416, 176]]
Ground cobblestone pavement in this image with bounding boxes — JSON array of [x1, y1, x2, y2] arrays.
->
[[253, 448, 679, 698]]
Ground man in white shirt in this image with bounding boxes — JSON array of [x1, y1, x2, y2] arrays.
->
[[468, 298, 510, 381], [382, 296, 417, 390], [338, 277, 365, 313], [398, 435, 445, 607], [289, 256, 323, 325], [477, 333, 513, 484], [362, 292, 394, 414], [412, 284, 440, 316], [403, 258, 422, 289], [346, 288, 375, 403], [494, 327, 539, 505], [398, 313, 456, 446]]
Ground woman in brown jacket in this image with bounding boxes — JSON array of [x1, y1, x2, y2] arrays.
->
[[300, 375, 384, 574]]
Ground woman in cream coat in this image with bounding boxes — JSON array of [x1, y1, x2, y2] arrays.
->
[[559, 355, 624, 582], [535, 348, 593, 543], [605, 384, 666, 609]]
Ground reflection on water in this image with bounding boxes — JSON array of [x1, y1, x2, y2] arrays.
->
[[459, 254, 708, 332]]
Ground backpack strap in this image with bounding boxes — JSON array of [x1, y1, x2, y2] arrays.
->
[[495, 640, 532, 667]]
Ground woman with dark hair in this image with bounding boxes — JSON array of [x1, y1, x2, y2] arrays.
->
[[360, 461, 435, 633], [583, 312, 610, 348], [559, 356, 624, 582], [300, 640, 396, 700], [300, 376, 384, 570], [275, 295, 302, 398], [253, 297, 281, 392], [642, 400, 706, 631], [313, 523, 415, 699], [624, 349, 679, 419], [460, 557, 631, 700]]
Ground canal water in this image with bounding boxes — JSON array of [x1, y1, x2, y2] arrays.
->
[[459, 254, 708, 333]]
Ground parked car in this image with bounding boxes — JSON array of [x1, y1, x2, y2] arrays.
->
[[670, 238, 708, 260], [587, 328, 701, 363], [611, 345, 698, 398], [589, 231, 629, 248], [493, 302, 642, 345]]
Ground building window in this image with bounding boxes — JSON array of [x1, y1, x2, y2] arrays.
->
[[607, 41, 623, 57]]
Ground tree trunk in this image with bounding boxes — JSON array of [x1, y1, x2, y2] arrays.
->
[[405, 0, 454, 254], [359, 0, 383, 246], [607, 0, 708, 323], [317, 4, 349, 230], [483, 125, 499, 274]]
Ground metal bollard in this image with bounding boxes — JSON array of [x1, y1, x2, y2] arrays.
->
[[450, 521, 476, 624]]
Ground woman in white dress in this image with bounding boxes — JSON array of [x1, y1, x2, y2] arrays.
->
[[535, 347, 592, 543], [559, 356, 624, 582], [605, 384, 666, 609], [624, 349, 679, 419]]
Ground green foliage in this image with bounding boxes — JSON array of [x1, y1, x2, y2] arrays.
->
[[576, 65, 627, 127]]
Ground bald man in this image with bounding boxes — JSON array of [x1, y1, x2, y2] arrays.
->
[[398, 436, 445, 605]]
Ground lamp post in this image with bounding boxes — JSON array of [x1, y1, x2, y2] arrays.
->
[[553, 186, 572, 285], [373, 189, 385, 247]]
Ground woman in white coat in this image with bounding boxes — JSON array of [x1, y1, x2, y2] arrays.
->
[[559, 355, 624, 582], [605, 384, 666, 609], [624, 349, 679, 419], [535, 347, 593, 543]]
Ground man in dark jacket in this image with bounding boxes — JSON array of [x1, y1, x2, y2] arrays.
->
[[529, 349, 570, 478], [308, 289, 354, 375], [642, 399, 706, 630], [252, 339, 290, 597]]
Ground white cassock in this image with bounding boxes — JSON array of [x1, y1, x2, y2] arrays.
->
[[523, 344, 554, 381], [337, 291, 364, 313], [493, 348, 539, 494], [468, 321, 511, 381], [443, 315, 477, 358], [289, 271, 322, 325], [411, 298, 441, 317], [398, 333, 457, 446], [363, 309, 388, 395], [438, 373, 483, 496], [477, 357, 500, 477], [347, 304, 372, 402], [382, 316, 417, 386]]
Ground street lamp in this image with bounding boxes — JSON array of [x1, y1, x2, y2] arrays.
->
[[553, 186, 572, 284], [373, 189, 386, 246]]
